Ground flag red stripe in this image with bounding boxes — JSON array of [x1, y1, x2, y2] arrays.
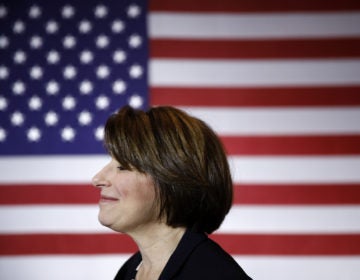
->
[[1, 233, 359, 255], [0, 184, 99, 205], [234, 184, 360, 205], [1, 184, 360, 205], [0, 234, 136, 255], [222, 135, 360, 155], [151, 86, 360, 107], [211, 234, 360, 255], [151, 38, 360, 59], [150, 0, 360, 12]]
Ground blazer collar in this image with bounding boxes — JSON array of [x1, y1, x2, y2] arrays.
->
[[159, 229, 207, 279]]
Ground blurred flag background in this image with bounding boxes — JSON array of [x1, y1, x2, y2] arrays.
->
[[1, 0, 360, 279]]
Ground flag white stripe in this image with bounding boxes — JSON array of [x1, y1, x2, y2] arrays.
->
[[149, 12, 360, 39], [221, 206, 360, 233], [0, 155, 109, 183], [235, 256, 360, 280], [1, 156, 360, 183], [0, 205, 106, 233], [230, 156, 360, 183], [1, 256, 359, 280], [150, 59, 360, 86], [1, 205, 359, 234], [181, 107, 360, 135], [0, 255, 128, 280]]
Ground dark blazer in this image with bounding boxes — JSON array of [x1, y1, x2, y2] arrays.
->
[[114, 229, 252, 280]]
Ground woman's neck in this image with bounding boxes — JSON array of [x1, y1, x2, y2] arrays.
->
[[129, 224, 186, 279]]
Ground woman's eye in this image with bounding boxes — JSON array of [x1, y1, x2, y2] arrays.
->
[[117, 166, 126, 171]]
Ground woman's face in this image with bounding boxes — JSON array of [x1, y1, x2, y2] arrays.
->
[[92, 158, 158, 234]]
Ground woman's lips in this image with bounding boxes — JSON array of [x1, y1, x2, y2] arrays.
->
[[99, 195, 119, 203]]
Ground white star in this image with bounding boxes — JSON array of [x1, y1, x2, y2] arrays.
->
[[29, 35, 43, 49], [27, 127, 42, 142], [63, 35, 76, 49], [63, 65, 77, 79], [13, 20, 25, 34], [79, 50, 93, 64], [0, 96, 8, 111], [61, 126, 75, 141], [11, 111, 25, 126], [94, 5, 108, 18], [127, 4, 141, 18], [46, 20, 59, 34], [0, 66, 9, 79], [78, 20, 92, 33], [113, 49, 126, 63], [29, 65, 43, 79], [28, 95, 42, 110], [78, 110, 92, 126], [13, 50, 27, 64], [0, 35, 9, 49], [62, 5, 75, 19], [96, 65, 110, 79], [47, 50, 60, 64], [128, 34, 142, 48], [12, 81, 26, 95], [112, 80, 126, 94], [0, 5, 7, 18], [79, 80, 93, 94], [111, 20, 125, 33], [129, 64, 143, 79], [129, 94, 144, 109], [0, 127, 6, 142], [94, 126, 104, 141], [95, 95, 110, 110], [96, 34, 109, 48], [62, 95, 76, 110], [46, 80, 59, 95], [44, 111, 59, 126], [29, 5, 42, 19]]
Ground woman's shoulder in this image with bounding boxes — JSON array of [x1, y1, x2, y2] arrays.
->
[[187, 236, 252, 279], [167, 230, 252, 279]]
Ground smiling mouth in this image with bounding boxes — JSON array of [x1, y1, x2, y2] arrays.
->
[[99, 195, 119, 203]]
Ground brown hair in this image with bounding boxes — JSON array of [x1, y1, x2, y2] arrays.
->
[[104, 106, 233, 234]]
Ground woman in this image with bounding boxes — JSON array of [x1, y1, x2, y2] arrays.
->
[[92, 106, 252, 280]]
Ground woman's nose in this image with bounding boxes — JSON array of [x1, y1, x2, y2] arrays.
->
[[92, 169, 111, 188]]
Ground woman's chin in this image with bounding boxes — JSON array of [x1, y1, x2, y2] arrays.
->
[[98, 213, 113, 228]]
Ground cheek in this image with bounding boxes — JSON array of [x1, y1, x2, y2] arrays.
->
[[138, 178, 157, 201], [131, 185, 157, 209], [112, 181, 129, 198], [113, 174, 156, 203]]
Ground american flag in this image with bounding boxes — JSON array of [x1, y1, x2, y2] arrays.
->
[[1, 0, 360, 279]]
